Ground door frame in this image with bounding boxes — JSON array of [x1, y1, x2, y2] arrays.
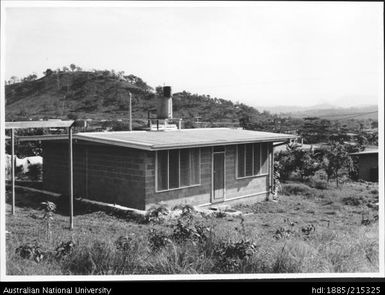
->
[[211, 146, 226, 203]]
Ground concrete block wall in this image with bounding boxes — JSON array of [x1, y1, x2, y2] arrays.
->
[[224, 144, 271, 200], [144, 147, 212, 209], [225, 145, 271, 200], [43, 141, 273, 211], [144, 144, 272, 209], [43, 141, 147, 209]]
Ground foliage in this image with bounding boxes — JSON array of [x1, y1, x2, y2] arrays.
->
[[275, 146, 320, 181], [55, 241, 75, 260], [171, 217, 209, 244], [212, 239, 258, 272], [15, 241, 46, 263], [40, 201, 56, 242], [318, 143, 354, 187], [26, 163, 42, 181], [280, 183, 315, 197], [6, 181, 379, 275], [148, 229, 172, 252], [145, 205, 170, 223]]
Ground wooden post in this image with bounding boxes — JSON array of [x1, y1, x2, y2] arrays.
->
[[68, 127, 73, 230], [11, 128, 15, 215], [128, 92, 132, 131]]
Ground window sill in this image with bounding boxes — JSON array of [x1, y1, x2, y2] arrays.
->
[[155, 183, 201, 193], [235, 173, 269, 180]]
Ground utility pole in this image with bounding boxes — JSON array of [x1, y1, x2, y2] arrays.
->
[[11, 128, 15, 215], [128, 92, 132, 131], [68, 127, 73, 230]]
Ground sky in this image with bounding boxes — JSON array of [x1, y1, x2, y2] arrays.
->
[[2, 1, 384, 108]]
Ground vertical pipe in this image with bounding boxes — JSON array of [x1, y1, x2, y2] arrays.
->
[[11, 128, 15, 215], [128, 92, 132, 131], [68, 127, 73, 230]]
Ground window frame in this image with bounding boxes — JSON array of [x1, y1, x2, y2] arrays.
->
[[236, 142, 270, 180], [155, 148, 201, 192]]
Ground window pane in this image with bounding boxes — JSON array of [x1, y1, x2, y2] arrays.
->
[[180, 149, 190, 187], [261, 143, 269, 174], [157, 151, 168, 190], [245, 144, 253, 176], [253, 143, 261, 175], [190, 148, 200, 185], [169, 150, 180, 189], [237, 145, 245, 177]]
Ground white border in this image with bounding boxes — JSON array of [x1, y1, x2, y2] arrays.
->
[[1, 0, 384, 282]]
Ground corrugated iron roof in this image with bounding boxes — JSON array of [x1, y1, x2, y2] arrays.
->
[[74, 128, 297, 150], [5, 120, 74, 129]]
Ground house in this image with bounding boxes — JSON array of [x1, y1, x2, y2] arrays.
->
[[350, 149, 378, 182], [39, 128, 296, 210]]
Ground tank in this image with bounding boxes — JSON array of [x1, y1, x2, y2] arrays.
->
[[157, 86, 173, 119]]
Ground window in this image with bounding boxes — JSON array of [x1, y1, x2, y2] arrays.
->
[[156, 148, 200, 191], [237, 143, 270, 178]]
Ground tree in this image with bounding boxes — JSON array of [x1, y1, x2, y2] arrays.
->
[[320, 143, 353, 187], [9, 76, 19, 84], [298, 117, 332, 144], [70, 64, 76, 72], [22, 74, 38, 82], [44, 69, 53, 76]]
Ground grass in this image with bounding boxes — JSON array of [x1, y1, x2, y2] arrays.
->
[[5, 181, 380, 275]]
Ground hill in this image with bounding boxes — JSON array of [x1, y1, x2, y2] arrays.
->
[[5, 69, 287, 130], [257, 104, 378, 120]]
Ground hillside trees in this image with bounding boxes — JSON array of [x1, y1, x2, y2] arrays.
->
[[298, 117, 333, 144], [276, 141, 357, 187], [318, 143, 353, 187]]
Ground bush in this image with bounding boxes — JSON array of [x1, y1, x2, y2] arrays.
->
[[307, 171, 328, 190], [26, 163, 42, 181], [148, 229, 172, 252], [212, 239, 258, 273], [280, 183, 314, 197], [15, 241, 46, 263], [145, 205, 170, 223], [62, 240, 115, 275], [171, 218, 209, 244]]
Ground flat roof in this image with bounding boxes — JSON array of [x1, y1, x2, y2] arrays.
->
[[350, 149, 378, 156], [81, 128, 297, 150], [20, 128, 297, 150]]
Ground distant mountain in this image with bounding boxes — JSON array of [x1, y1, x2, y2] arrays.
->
[[256, 104, 378, 120]]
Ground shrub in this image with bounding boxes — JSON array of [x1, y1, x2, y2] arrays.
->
[[280, 183, 314, 197], [55, 241, 75, 260], [26, 163, 42, 181], [148, 229, 172, 252], [62, 240, 115, 275], [146, 205, 170, 223], [307, 171, 328, 190], [171, 218, 209, 244], [212, 239, 258, 273], [273, 227, 296, 240], [15, 241, 46, 263]]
